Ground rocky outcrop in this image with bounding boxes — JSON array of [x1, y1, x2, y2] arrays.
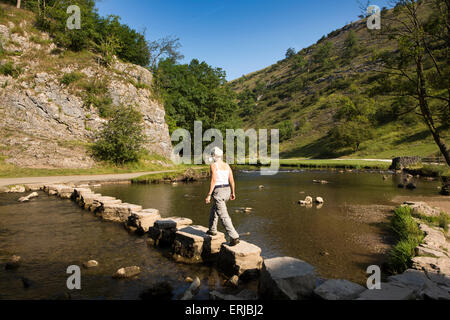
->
[[0, 22, 172, 169]]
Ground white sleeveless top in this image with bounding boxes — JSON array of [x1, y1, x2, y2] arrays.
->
[[214, 163, 230, 186]]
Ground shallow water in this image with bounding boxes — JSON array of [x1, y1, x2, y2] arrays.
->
[[96, 170, 440, 283], [0, 170, 440, 299], [0, 193, 239, 300]]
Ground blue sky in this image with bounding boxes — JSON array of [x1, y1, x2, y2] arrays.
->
[[96, 0, 390, 80]]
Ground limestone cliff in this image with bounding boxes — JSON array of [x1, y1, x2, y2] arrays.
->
[[0, 20, 172, 169]]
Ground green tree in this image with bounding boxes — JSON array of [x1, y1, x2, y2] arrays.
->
[[278, 120, 294, 142], [285, 47, 296, 59], [372, 0, 450, 165], [92, 105, 146, 164], [343, 30, 360, 60], [329, 116, 374, 151], [155, 58, 241, 135], [313, 41, 334, 68]]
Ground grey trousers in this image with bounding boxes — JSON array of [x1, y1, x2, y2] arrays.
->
[[209, 187, 239, 239]]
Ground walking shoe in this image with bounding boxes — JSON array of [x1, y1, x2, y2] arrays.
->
[[229, 238, 240, 246], [206, 230, 217, 236]]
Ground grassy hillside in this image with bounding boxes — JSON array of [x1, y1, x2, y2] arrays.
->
[[230, 5, 449, 160]]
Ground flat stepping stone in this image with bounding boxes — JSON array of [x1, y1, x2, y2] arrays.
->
[[258, 256, 317, 300], [148, 217, 193, 247], [217, 240, 263, 279], [172, 225, 226, 263], [99, 203, 143, 222], [127, 209, 161, 233]]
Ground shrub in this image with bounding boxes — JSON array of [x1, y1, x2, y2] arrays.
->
[[81, 78, 113, 117], [61, 72, 84, 86], [0, 62, 21, 78], [92, 105, 146, 164]]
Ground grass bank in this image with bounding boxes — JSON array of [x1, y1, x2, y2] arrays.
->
[[0, 155, 180, 178], [131, 166, 209, 184], [235, 159, 391, 171], [387, 206, 425, 274]]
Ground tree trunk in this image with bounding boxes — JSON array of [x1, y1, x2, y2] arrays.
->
[[416, 56, 450, 166], [16, 0, 21, 9]]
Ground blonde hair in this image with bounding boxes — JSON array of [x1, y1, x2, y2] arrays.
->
[[211, 147, 223, 162]]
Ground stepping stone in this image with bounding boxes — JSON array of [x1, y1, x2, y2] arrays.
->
[[172, 225, 226, 263], [90, 196, 121, 212], [25, 184, 44, 191], [217, 241, 263, 279], [148, 217, 192, 247], [71, 188, 93, 201], [357, 283, 416, 300], [99, 203, 143, 222], [126, 209, 161, 233], [78, 193, 102, 210], [314, 279, 365, 300], [258, 256, 316, 300]]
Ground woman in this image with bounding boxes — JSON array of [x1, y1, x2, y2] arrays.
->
[[205, 147, 240, 246]]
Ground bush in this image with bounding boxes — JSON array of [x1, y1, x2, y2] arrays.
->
[[0, 62, 21, 78], [92, 105, 146, 164], [81, 78, 113, 117], [61, 72, 84, 85]]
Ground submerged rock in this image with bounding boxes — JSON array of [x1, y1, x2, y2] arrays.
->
[[139, 282, 174, 300], [5, 255, 21, 270], [113, 266, 141, 279]]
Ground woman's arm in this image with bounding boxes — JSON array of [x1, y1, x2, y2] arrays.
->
[[206, 164, 217, 204], [229, 165, 236, 200]]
